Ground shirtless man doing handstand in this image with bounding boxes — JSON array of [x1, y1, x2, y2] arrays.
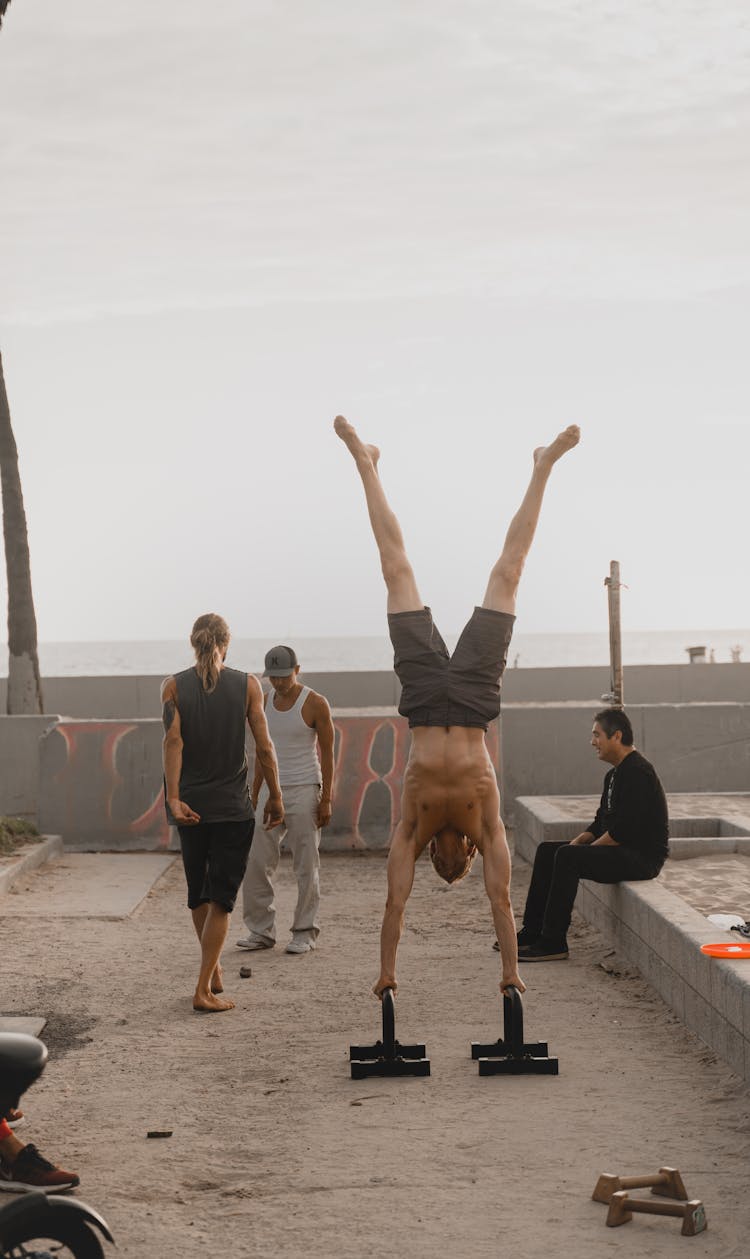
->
[[334, 415, 580, 999]]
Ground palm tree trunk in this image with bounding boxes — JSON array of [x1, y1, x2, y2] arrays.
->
[[0, 352, 43, 713]]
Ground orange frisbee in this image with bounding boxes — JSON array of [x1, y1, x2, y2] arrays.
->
[[701, 942, 750, 959]]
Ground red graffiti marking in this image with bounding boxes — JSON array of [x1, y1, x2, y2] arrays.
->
[[331, 718, 383, 847], [330, 714, 501, 846], [130, 785, 171, 848], [52, 722, 169, 847], [45, 714, 500, 852], [375, 719, 411, 830]]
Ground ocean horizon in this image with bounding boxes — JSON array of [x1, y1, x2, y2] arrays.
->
[[3, 628, 747, 677]]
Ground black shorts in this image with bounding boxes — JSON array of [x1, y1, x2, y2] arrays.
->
[[178, 819, 255, 912], [387, 606, 515, 730]]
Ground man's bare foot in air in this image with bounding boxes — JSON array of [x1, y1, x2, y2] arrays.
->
[[334, 416, 380, 471], [193, 989, 235, 1013], [533, 424, 581, 471], [210, 963, 223, 995]]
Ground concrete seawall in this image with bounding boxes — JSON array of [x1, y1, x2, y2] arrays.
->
[[1, 661, 748, 717], [500, 700, 750, 804], [0, 715, 62, 820], [34, 713, 501, 851], [514, 794, 750, 1083], [2, 663, 748, 848]]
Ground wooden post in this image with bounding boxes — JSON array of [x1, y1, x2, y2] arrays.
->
[[604, 561, 624, 709]]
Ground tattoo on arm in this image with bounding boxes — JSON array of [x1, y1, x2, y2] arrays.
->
[[162, 700, 176, 733]]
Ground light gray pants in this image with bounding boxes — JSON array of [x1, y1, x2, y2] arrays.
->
[[241, 782, 321, 946]]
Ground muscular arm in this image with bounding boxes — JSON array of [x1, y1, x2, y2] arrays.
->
[[246, 676, 284, 828], [482, 826, 526, 996], [310, 694, 335, 827], [160, 677, 200, 825], [250, 692, 268, 807], [375, 822, 417, 998]]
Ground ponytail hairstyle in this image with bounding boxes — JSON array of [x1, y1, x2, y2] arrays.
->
[[190, 613, 230, 693]]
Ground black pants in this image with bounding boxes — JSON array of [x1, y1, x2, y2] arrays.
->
[[523, 841, 661, 943]]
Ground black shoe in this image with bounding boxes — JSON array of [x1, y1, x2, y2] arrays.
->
[[493, 926, 540, 952], [518, 938, 569, 962]]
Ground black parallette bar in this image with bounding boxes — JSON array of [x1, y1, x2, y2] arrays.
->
[[470, 1039, 548, 1060], [381, 987, 396, 1056], [350, 1041, 427, 1062], [348, 988, 431, 1078], [351, 1057, 431, 1080], [478, 1056, 558, 1076], [504, 987, 524, 1057], [470, 985, 559, 1075]]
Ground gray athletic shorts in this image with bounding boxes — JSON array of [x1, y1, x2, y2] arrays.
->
[[387, 605, 515, 730]]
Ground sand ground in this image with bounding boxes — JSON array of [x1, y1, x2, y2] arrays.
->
[[2, 841, 749, 1258]]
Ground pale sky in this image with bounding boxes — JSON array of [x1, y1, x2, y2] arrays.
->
[[0, 0, 748, 643]]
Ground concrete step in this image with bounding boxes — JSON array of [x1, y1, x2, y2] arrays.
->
[[1, 851, 176, 920], [0, 835, 62, 897]]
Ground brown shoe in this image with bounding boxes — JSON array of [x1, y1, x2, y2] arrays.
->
[[0, 1143, 79, 1194], [3, 1108, 25, 1129]]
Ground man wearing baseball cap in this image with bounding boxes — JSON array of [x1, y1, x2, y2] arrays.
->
[[238, 646, 335, 955]]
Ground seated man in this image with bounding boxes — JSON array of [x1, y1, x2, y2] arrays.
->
[[334, 414, 580, 998], [514, 707, 669, 961]]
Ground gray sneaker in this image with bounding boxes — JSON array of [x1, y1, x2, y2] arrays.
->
[[285, 938, 315, 955], [236, 937, 274, 951]]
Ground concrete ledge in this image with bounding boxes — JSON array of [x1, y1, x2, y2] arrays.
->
[[1, 852, 176, 920], [668, 836, 750, 859], [515, 794, 750, 1082], [3, 662, 749, 716], [0, 835, 63, 897], [0, 1017, 47, 1036]]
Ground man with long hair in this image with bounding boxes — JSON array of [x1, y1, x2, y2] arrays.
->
[[161, 614, 283, 1012], [334, 416, 580, 999]]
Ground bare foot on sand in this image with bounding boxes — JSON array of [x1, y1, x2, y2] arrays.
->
[[193, 991, 235, 1013], [334, 416, 380, 470], [533, 425, 580, 471], [210, 964, 223, 995]]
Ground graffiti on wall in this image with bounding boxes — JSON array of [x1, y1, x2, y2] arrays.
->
[[39, 714, 500, 852], [327, 716, 410, 849], [40, 721, 170, 849], [327, 713, 498, 848]]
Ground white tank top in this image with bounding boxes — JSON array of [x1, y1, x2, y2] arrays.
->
[[265, 685, 321, 787]]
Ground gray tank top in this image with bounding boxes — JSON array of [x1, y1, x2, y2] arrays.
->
[[169, 666, 253, 824]]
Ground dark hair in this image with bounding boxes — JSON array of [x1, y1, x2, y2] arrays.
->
[[594, 708, 634, 746]]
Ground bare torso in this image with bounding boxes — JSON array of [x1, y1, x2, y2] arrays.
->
[[400, 727, 501, 852]]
